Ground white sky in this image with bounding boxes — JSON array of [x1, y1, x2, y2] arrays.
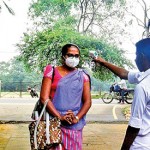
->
[[0, 0, 31, 62]]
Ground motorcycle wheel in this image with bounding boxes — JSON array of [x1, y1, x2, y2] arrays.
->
[[102, 93, 113, 104], [125, 92, 134, 104]]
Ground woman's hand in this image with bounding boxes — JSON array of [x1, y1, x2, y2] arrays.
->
[[66, 110, 79, 124], [60, 114, 73, 124], [60, 110, 79, 125], [71, 117, 79, 124]]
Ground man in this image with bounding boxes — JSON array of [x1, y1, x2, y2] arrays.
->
[[111, 79, 127, 104], [93, 38, 150, 150], [118, 79, 127, 104], [112, 81, 121, 92]]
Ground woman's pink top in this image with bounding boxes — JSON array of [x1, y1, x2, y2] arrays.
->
[[43, 65, 89, 99]]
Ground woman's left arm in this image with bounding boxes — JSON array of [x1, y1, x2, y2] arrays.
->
[[74, 81, 92, 123]]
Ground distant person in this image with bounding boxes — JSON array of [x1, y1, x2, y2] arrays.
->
[[117, 79, 127, 104], [93, 38, 150, 150], [27, 86, 38, 98], [111, 79, 127, 104], [111, 82, 121, 92]]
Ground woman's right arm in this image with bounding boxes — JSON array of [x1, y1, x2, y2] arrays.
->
[[94, 57, 129, 79], [40, 77, 62, 119]]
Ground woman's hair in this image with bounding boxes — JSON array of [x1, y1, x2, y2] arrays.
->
[[61, 43, 80, 56]]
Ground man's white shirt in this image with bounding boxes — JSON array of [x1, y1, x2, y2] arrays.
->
[[128, 68, 150, 150]]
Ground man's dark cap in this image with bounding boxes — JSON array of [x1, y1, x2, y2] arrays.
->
[[136, 38, 150, 52]]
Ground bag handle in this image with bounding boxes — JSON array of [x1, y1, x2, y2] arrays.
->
[[34, 66, 55, 149], [34, 99, 49, 149], [52, 66, 55, 83]]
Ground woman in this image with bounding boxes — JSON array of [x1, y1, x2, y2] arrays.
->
[[40, 43, 91, 150]]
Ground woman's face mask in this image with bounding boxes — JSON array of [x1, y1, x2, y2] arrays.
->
[[64, 55, 80, 68]]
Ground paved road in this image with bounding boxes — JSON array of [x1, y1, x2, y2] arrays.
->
[[0, 123, 128, 150], [0, 98, 130, 150], [0, 97, 120, 104], [0, 98, 130, 122]]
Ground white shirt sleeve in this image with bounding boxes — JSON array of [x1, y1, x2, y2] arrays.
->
[[128, 71, 143, 84], [129, 84, 146, 128]]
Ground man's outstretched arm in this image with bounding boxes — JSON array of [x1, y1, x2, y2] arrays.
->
[[94, 57, 129, 79]]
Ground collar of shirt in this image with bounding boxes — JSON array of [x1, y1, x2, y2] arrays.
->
[[136, 68, 150, 82]]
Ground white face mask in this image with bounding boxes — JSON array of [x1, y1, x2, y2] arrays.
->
[[65, 57, 79, 68]]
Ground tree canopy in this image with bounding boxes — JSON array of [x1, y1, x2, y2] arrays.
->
[[0, 58, 42, 83], [17, 0, 134, 81], [124, 0, 150, 38], [0, 58, 42, 92], [28, 0, 128, 44]]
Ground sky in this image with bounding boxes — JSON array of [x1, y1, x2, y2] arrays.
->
[[0, 0, 31, 62]]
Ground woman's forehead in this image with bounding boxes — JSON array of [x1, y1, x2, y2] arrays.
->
[[67, 46, 79, 53]]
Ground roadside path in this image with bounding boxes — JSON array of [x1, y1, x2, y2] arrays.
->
[[0, 123, 128, 150], [0, 98, 130, 122], [0, 98, 130, 149]]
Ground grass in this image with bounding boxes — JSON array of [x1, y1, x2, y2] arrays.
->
[[122, 106, 131, 121], [91, 91, 106, 99], [0, 92, 39, 98]]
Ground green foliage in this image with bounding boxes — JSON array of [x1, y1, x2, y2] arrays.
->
[[103, 0, 125, 7], [0, 58, 42, 83], [17, 23, 133, 81], [17, 0, 134, 81], [29, 0, 78, 18], [28, 0, 127, 39], [0, 58, 42, 92], [29, 0, 125, 18], [91, 75, 110, 91]]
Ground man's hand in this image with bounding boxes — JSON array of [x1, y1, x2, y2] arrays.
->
[[93, 56, 106, 64], [92, 56, 129, 79]]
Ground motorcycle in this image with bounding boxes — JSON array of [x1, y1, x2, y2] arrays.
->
[[27, 86, 38, 98], [102, 84, 134, 104]]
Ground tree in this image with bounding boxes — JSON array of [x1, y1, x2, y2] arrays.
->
[[28, 0, 128, 44], [17, 0, 134, 81], [125, 0, 150, 38], [0, 0, 15, 15], [0, 61, 11, 81], [0, 58, 42, 91], [17, 23, 133, 80]]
